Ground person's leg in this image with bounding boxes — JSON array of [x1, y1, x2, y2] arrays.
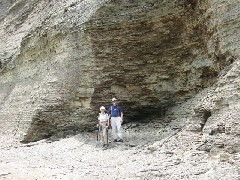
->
[[101, 123, 107, 145], [111, 117, 118, 141], [99, 125, 103, 143], [116, 117, 122, 140]]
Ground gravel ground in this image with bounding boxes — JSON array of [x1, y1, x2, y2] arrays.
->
[[0, 87, 239, 180], [0, 119, 239, 180]]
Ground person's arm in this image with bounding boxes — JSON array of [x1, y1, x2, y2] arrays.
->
[[97, 114, 100, 126], [108, 107, 111, 119], [120, 106, 123, 123], [120, 112, 123, 123], [107, 116, 110, 127], [106, 112, 110, 128]]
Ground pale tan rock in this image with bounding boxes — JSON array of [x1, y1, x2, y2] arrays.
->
[[0, 0, 221, 142], [1, 3, 240, 179]]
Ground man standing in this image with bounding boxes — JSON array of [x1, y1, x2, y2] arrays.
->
[[108, 98, 123, 142]]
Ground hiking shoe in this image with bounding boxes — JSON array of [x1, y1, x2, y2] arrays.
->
[[113, 139, 117, 142], [117, 139, 123, 142], [102, 144, 107, 148]]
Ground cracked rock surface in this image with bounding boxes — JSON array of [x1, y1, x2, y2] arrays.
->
[[0, 0, 232, 142], [0, 0, 240, 179], [0, 88, 239, 179]]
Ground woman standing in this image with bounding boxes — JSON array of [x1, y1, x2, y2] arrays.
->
[[98, 106, 110, 148]]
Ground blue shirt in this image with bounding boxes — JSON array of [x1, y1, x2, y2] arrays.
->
[[108, 105, 123, 117]]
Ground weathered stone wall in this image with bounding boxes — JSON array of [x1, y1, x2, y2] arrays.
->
[[86, 0, 217, 120], [0, 0, 109, 141], [0, 0, 15, 22], [188, 0, 240, 155], [0, 0, 238, 142]]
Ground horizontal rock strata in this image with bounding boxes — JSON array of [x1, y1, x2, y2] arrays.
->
[[0, 0, 238, 142]]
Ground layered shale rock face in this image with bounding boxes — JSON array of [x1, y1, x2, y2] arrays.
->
[[0, 0, 14, 22], [0, 0, 108, 141], [188, 0, 240, 155], [86, 0, 218, 120], [0, 0, 237, 142]]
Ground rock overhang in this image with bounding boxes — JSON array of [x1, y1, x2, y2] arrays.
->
[[0, 0, 226, 142], [85, 0, 218, 122]]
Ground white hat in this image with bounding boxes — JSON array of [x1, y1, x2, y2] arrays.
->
[[100, 106, 106, 111], [112, 98, 117, 102]]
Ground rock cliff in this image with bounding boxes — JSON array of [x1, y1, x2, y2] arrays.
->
[[1, 0, 240, 179], [0, 0, 239, 149]]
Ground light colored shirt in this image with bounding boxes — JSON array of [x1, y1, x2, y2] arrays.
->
[[98, 113, 109, 122]]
